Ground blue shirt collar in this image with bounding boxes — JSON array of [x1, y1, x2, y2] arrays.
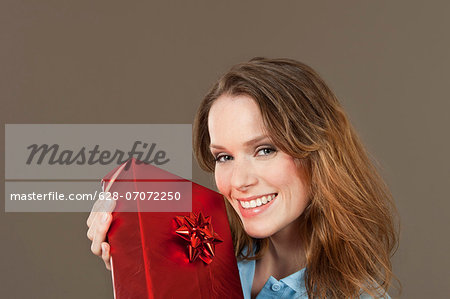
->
[[279, 266, 306, 294], [237, 244, 307, 298]]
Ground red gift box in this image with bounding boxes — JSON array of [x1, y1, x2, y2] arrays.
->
[[102, 158, 243, 299]]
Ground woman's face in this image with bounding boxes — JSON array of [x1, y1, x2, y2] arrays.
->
[[208, 94, 310, 238]]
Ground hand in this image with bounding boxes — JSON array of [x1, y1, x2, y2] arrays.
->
[[86, 193, 116, 270]]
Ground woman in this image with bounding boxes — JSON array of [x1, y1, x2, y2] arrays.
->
[[87, 57, 399, 298]]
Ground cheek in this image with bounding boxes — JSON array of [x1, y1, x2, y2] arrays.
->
[[214, 168, 230, 196], [266, 157, 309, 200], [261, 158, 298, 187]]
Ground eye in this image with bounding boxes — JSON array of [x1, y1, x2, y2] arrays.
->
[[256, 147, 277, 156], [215, 154, 233, 163]]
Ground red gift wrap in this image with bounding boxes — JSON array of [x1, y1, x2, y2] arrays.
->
[[102, 158, 243, 299]]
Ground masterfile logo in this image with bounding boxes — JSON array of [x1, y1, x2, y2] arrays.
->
[[5, 124, 192, 212], [26, 141, 170, 170], [5, 124, 191, 180]]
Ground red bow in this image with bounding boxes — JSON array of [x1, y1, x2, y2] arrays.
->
[[174, 212, 223, 264]]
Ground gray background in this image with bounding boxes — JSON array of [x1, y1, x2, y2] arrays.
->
[[1, 1, 449, 298]]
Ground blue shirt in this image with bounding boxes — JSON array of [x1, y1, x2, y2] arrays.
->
[[236, 247, 390, 299]]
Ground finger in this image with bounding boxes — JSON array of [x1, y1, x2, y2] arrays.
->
[[102, 242, 112, 271], [103, 196, 116, 213], [87, 193, 115, 227], [90, 212, 111, 256], [87, 207, 104, 241], [87, 212, 100, 241], [87, 194, 105, 227], [87, 197, 116, 240]]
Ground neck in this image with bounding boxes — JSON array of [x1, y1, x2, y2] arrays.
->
[[260, 217, 306, 278]]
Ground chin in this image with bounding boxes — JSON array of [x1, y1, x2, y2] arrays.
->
[[242, 223, 274, 239], [231, 204, 277, 238]]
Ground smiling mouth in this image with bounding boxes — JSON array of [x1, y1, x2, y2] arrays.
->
[[239, 193, 277, 209]]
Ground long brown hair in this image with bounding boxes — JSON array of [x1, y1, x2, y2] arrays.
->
[[193, 57, 399, 298]]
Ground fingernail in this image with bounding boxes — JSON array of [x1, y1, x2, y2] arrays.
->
[[102, 213, 108, 222], [102, 243, 107, 252]]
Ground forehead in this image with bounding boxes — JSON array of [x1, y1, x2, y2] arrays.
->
[[208, 94, 268, 144]]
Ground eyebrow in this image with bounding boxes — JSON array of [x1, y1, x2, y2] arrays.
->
[[209, 135, 271, 150]]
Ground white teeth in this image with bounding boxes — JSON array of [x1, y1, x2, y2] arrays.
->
[[239, 194, 277, 209], [240, 201, 248, 208]]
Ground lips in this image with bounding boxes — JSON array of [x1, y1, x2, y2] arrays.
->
[[236, 192, 277, 202], [235, 193, 278, 218]]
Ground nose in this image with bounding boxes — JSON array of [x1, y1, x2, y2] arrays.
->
[[230, 157, 257, 192]]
